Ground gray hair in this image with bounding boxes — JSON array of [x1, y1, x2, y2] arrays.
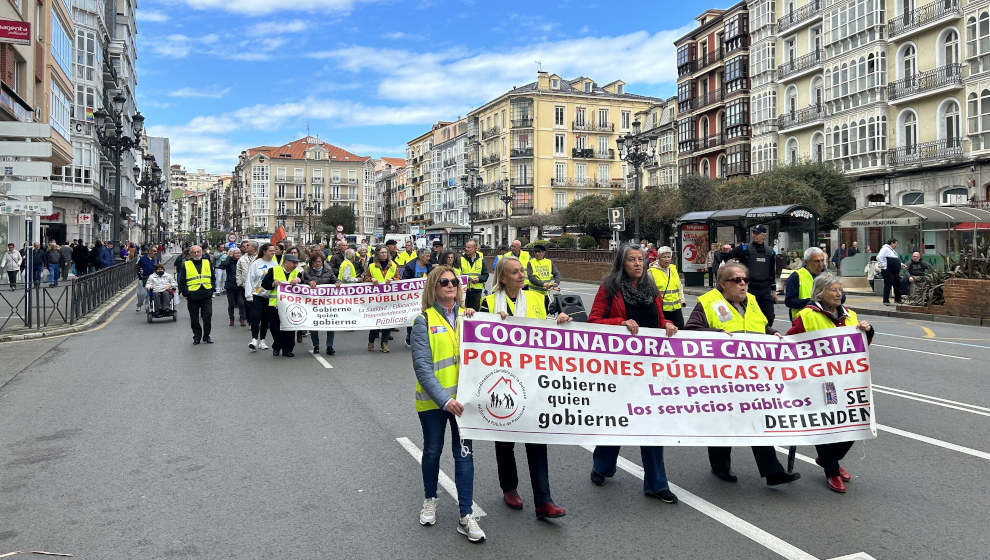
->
[[810, 271, 841, 305], [804, 246, 825, 262], [658, 246, 673, 255], [345, 248, 356, 259]]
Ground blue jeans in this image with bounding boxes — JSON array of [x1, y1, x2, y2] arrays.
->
[[419, 409, 474, 517], [309, 330, 335, 350], [47, 263, 60, 286], [593, 445, 669, 493], [32, 266, 42, 285]]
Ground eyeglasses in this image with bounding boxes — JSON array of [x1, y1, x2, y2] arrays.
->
[[725, 276, 749, 284], [437, 277, 460, 287]]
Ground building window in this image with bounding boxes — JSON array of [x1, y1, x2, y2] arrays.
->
[[598, 108, 608, 127], [74, 30, 100, 82], [552, 78, 559, 89], [554, 162, 566, 182], [554, 134, 565, 155], [584, 82, 592, 92], [940, 99, 961, 146], [49, 78, 71, 140], [901, 192, 924, 205], [553, 191, 567, 209], [554, 106, 565, 127], [811, 132, 825, 163], [621, 111, 630, 130], [941, 187, 968, 205], [50, 9, 72, 78], [899, 110, 918, 151], [941, 29, 959, 66], [575, 107, 586, 127]]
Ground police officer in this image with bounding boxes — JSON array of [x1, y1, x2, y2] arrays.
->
[[177, 245, 215, 345], [647, 246, 685, 328], [730, 225, 777, 325], [526, 243, 560, 295], [261, 253, 301, 357], [459, 239, 487, 311]]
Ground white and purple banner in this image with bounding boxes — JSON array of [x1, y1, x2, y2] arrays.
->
[[457, 315, 877, 447]]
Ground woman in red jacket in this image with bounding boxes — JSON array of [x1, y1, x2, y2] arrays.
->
[[588, 243, 679, 503]]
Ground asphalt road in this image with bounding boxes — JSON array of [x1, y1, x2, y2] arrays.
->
[[0, 281, 987, 559]]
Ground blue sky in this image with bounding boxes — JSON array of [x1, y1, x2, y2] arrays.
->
[[137, 0, 735, 174]]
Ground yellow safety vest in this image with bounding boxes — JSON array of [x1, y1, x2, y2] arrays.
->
[[268, 265, 300, 306], [396, 250, 417, 267], [459, 254, 485, 291], [415, 305, 464, 412], [368, 261, 397, 282], [339, 259, 356, 280], [790, 267, 815, 319], [483, 292, 547, 319], [649, 264, 682, 311], [528, 257, 554, 292], [184, 259, 212, 292], [796, 307, 859, 332], [697, 288, 768, 334]]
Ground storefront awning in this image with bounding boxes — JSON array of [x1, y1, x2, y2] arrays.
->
[[678, 205, 817, 224], [954, 221, 990, 231], [836, 205, 990, 228]]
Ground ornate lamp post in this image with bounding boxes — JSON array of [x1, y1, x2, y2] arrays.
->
[[137, 154, 162, 248], [499, 181, 513, 250], [93, 93, 144, 247], [461, 167, 482, 243], [617, 119, 656, 245], [304, 194, 316, 245]]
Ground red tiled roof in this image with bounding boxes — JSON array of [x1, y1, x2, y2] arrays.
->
[[382, 157, 406, 168], [252, 136, 370, 162]]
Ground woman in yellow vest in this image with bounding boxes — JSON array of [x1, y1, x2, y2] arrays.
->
[[480, 256, 571, 519], [647, 246, 685, 328], [366, 245, 399, 352], [260, 253, 301, 357], [410, 266, 486, 542], [786, 272, 874, 494], [684, 263, 801, 487]]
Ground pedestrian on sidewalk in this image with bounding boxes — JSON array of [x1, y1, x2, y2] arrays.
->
[[302, 252, 336, 355], [876, 239, 906, 305], [410, 266, 485, 542], [177, 245, 215, 345], [98, 242, 115, 269], [72, 240, 89, 276], [215, 247, 228, 295], [31, 242, 44, 287], [60, 242, 73, 281], [135, 249, 157, 312], [46, 241, 63, 288], [223, 247, 246, 327], [244, 243, 276, 352], [2, 243, 22, 290], [865, 256, 879, 290]]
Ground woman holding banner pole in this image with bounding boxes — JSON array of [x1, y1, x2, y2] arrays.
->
[[410, 266, 486, 543], [480, 256, 571, 519], [786, 272, 874, 494], [684, 262, 801, 487], [366, 245, 399, 353], [587, 243, 679, 504]]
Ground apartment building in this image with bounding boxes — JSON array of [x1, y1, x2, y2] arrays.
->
[[146, 135, 171, 239], [634, 96, 680, 189], [675, 2, 753, 181], [375, 157, 406, 234], [404, 125, 445, 231], [467, 71, 660, 245], [430, 118, 470, 226], [237, 136, 375, 241]]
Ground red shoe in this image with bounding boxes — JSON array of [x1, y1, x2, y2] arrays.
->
[[503, 490, 523, 510], [826, 476, 847, 493], [229, 319, 235, 326], [838, 466, 851, 482], [535, 501, 566, 519], [239, 320, 247, 327]]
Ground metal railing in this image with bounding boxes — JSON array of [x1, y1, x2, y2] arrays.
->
[[511, 118, 533, 128], [888, 137, 963, 167], [572, 148, 615, 159], [888, 0, 960, 38], [777, 0, 823, 32], [481, 127, 500, 139], [778, 104, 826, 130], [510, 147, 534, 157], [697, 49, 725, 70], [777, 49, 823, 80], [695, 134, 726, 151], [692, 89, 725, 111], [887, 64, 962, 100]]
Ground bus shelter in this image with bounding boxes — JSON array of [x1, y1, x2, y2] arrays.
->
[[676, 205, 819, 287]]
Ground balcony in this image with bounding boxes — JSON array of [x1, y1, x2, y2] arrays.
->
[[312, 177, 323, 184], [888, 0, 960, 39], [510, 147, 534, 158], [511, 203, 534, 215], [511, 118, 533, 128], [777, 49, 823, 81], [481, 127, 500, 140], [482, 153, 501, 166], [572, 120, 593, 131], [572, 148, 615, 160], [692, 89, 725, 111], [887, 64, 963, 102], [696, 49, 724, 71], [725, 161, 751, 177], [777, 0, 823, 33], [594, 122, 615, 132], [888, 138, 963, 167], [550, 177, 622, 189], [511, 176, 534, 186], [443, 158, 457, 167], [778, 105, 826, 131], [694, 134, 726, 154]]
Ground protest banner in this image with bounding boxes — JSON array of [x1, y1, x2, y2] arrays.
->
[[275, 276, 468, 331], [457, 315, 876, 447]]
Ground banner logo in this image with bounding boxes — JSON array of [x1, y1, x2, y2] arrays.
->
[[476, 370, 526, 426], [286, 304, 307, 326]]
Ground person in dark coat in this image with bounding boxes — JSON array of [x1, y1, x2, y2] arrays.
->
[[223, 247, 246, 327], [177, 245, 216, 345], [402, 251, 434, 346], [302, 252, 337, 354], [72, 241, 90, 276]]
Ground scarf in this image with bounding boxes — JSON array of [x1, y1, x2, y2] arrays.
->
[[621, 278, 655, 307], [494, 289, 528, 317]]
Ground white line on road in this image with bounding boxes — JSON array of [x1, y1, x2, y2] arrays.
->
[[870, 344, 970, 360], [872, 385, 990, 417], [873, 332, 990, 351], [772, 446, 818, 467], [396, 437, 487, 518], [313, 354, 333, 369], [878, 424, 990, 461]]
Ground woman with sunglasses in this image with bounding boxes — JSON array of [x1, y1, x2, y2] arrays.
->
[[684, 262, 801, 487], [410, 266, 485, 543], [480, 256, 571, 519]]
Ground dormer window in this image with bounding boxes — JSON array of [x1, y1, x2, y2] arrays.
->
[[584, 82, 592, 93], [617, 84, 624, 94], [551, 78, 559, 88]]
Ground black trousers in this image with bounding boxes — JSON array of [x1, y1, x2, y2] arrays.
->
[[707, 267, 715, 288], [495, 441, 552, 505], [186, 296, 212, 341], [882, 268, 901, 303], [248, 297, 269, 340], [267, 306, 294, 353], [751, 286, 776, 326], [152, 290, 171, 312], [815, 441, 854, 477], [708, 446, 785, 477], [368, 329, 392, 344], [226, 287, 246, 321], [464, 289, 483, 311], [664, 307, 685, 329], [6, 270, 17, 288]]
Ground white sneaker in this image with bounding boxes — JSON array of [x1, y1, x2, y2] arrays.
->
[[457, 514, 485, 543], [249, 338, 257, 351], [258, 340, 270, 350], [419, 498, 437, 526]]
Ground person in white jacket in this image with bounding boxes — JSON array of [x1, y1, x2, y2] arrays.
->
[[2, 242, 23, 290], [144, 263, 176, 314], [244, 242, 277, 352]]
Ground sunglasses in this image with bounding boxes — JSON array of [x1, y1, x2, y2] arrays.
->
[[437, 277, 460, 287], [726, 276, 749, 284]]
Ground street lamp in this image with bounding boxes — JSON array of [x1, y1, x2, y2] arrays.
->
[[461, 168, 482, 243], [617, 119, 656, 245], [94, 93, 144, 247], [499, 180, 513, 250], [304, 194, 316, 245]]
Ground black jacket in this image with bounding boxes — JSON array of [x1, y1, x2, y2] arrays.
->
[[73, 245, 89, 267]]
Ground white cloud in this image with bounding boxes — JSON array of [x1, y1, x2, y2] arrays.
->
[[137, 9, 170, 22], [382, 31, 410, 40], [246, 19, 310, 36], [170, 0, 374, 16], [168, 86, 232, 99], [339, 143, 409, 157]]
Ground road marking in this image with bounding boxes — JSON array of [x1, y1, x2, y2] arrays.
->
[[870, 344, 970, 360], [396, 437, 487, 518], [580, 445, 842, 560], [878, 424, 990, 461], [827, 555, 878, 560], [873, 385, 990, 416], [872, 332, 990, 350], [313, 354, 333, 369], [921, 326, 935, 339], [772, 446, 818, 467]]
